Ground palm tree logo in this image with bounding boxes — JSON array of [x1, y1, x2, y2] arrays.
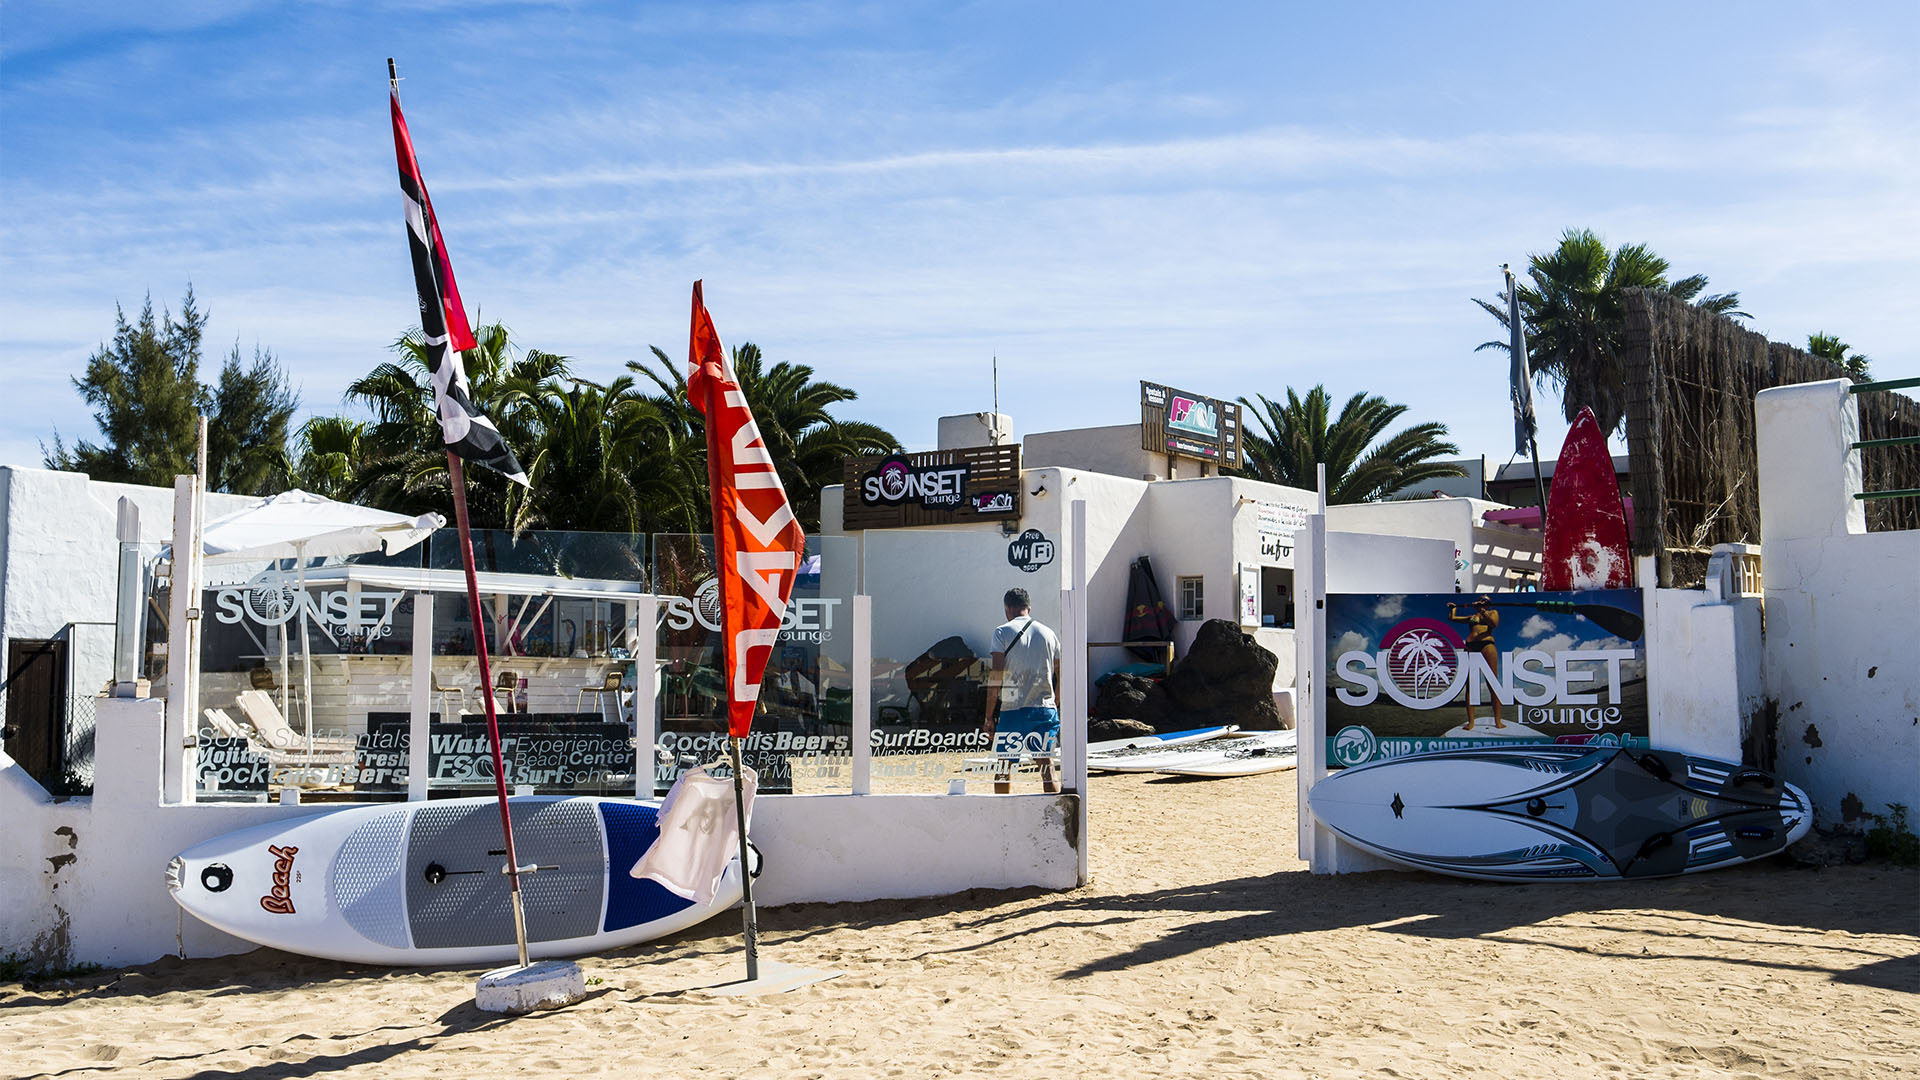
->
[[1380, 618, 1466, 702]]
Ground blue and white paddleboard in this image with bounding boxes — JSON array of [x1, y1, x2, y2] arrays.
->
[[1092, 728, 1288, 774], [1308, 745, 1812, 882], [168, 796, 750, 966]]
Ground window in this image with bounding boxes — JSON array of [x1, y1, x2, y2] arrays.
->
[[1177, 576, 1205, 621]]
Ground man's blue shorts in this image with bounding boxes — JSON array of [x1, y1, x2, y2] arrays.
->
[[992, 706, 1060, 757]]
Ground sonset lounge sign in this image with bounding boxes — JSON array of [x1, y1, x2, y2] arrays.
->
[[840, 445, 1021, 530]]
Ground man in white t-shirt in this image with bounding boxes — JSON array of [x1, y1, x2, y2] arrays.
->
[[984, 587, 1062, 793]]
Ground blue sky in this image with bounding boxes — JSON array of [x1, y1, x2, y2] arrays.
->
[[3, 2, 1915, 475]]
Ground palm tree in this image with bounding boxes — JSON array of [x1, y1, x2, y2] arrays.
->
[[1808, 332, 1872, 383], [1237, 386, 1464, 503], [289, 415, 370, 502], [1475, 228, 1747, 437], [343, 322, 567, 530], [627, 343, 899, 533]]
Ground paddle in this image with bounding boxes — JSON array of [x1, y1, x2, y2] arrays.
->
[[1481, 599, 1644, 641]]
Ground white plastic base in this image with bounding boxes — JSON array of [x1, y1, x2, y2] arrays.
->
[[475, 960, 587, 1014]]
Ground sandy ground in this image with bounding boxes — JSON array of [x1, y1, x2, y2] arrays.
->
[[4, 772, 1915, 1079]]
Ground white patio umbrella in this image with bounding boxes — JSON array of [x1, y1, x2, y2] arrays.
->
[[191, 490, 443, 757]]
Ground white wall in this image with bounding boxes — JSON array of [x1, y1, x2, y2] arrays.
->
[[1, 697, 1080, 969], [1645, 585, 1763, 763], [1325, 498, 1533, 593], [0, 468, 254, 783], [1022, 424, 1163, 480], [1756, 380, 1919, 827]]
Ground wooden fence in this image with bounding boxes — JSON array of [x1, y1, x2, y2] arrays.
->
[[1622, 287, 1918, 585]]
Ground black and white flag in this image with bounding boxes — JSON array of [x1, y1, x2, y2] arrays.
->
[[390, 89, 528, 485], [1505, 265, 1538, 458]]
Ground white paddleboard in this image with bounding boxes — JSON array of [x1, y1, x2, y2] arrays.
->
[[168, 796, 749, 966], [1095, 729, 1297, 774]]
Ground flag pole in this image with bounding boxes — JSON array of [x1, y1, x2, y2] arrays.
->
[[729, 730, 759, 981], [1504, 265, 1551, 526], [451, 446, 532, 970]]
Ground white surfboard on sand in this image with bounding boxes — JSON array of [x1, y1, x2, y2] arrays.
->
[[1087, 725, 1237, 757], [1095, 729, 1296, 774], [1156, 732, 1299, 777], [168, 795, 750, 966]]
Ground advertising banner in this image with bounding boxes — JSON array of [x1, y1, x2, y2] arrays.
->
[[1324, 589, 1647, 767], [1140, 381, 1243, 468]]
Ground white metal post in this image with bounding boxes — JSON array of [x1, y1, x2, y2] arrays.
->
[[636, 594, 658, 799], [1067, 498, 1090, 885], [408, 591, 433, 801], [163, 476, 196, 804], [1296, 512, 1327, 865], [851, 594, 872, 795]]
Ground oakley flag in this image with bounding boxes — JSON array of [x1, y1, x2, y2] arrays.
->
[[391, 91, 527, 485], [687, 282, 805, 739]]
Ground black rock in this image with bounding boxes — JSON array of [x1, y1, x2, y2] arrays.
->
[[1090, 619, 1282, 732], [1088, 717, 1156, 744]]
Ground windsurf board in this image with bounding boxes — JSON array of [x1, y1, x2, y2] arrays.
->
[[168, 795, 751, 966], [1308, 744, 1811, 881]]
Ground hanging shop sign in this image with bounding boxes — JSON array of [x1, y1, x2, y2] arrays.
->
[[1140, 381, 1242, 468], [1256, 500, 1311, 563], [1007, 528, 1055, 573], [841, 444, 1021, 530], [1323, 589, 1648, 768]]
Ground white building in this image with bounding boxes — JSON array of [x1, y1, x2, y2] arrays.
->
[[824, 414, 1543, 708], [0, 466, 252, 790]]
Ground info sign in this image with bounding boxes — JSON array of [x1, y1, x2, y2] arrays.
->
[[1323, 589, 1647, 768], [1255, 500, 1311, 563], [1140, 381, 1242, 468]]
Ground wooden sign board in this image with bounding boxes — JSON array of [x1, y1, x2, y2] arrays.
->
[[1140, 380, 1242, 468], [841, 444, 1022, 530]]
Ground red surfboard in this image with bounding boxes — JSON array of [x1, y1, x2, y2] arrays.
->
[[1541, 408, 1632, 590]]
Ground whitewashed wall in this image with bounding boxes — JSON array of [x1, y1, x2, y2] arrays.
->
[[0, 468, 254, 755], [1757, 379, 1918, 827], [1, 698, 1080, 969]]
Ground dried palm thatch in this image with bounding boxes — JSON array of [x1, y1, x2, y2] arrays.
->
[[1622, 288, 1918, 585]]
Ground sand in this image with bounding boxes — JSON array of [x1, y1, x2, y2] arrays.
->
[[4, 772, 1916, 1079]]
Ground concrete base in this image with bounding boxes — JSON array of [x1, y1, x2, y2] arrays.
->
[[475, 960, 587, 1014], [700, 959, 844, 997]]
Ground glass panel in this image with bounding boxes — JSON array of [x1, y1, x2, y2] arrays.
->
[[193, 550, 417, 802], [651, 533, 856, 795], [420, 529, 649, 799], [862, 528, 1066, 794]]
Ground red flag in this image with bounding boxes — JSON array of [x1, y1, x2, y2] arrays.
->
[[687, 281, 806, 738]]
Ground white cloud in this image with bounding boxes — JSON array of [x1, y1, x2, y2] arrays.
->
[[1518, 614, 1554, 640], [1372, 596, 1405, 620]]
